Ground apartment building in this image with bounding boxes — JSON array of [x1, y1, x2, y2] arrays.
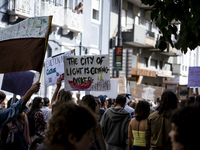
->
[[109, 0, 181, 88], [0, 0, 110, 98]]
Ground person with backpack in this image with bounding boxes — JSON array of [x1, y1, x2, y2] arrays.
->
[[3, 98, 30, 150], [28, 97, 46, 144]]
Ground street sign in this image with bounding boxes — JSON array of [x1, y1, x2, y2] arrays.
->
[[114, 46, 123, 71]]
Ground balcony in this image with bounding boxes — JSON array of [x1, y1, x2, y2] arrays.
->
[[157, 70, 175, 78], [8, 0, 35, 19], [62, 8, 83, 35], [8, 0, 65, 27], [145, 30, 156, 47], [159, 43, 182, 56], [122, 24, 156, 48], [40, 1, 64, 27], [128, 0, 151, 9]]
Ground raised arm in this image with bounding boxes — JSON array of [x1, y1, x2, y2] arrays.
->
[[51, 77, 61, 105], [22, 81, 40, 108], [0, 81, 40, 129]]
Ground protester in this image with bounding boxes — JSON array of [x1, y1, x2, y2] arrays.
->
[[98, 95, 107, 122], [80, 95, 106, 150], [28, 97, 46, 143], [4, 98, 30, 150], [44, 103, 96, 150], [76, 92, 81, 104], [41, 97, 52, 124], [196, 95, 200, 103], [128, 101, 150, 150], [0, 81, 40, 130], [123, 94, 135, 118], [95, 97, 101, 111], [0, 91, 6, 104], [179, 99, 187, 107], [185, 96, 195, 105], [51, 77, 74, 112], [169, 104, 200, 150], [0, 101, 6, 110], [153, 97, 160, 110], [145, 91, 178, 150], [129, 101, 137, 110], [106, 98, 112, 108], [101, 95, 131, 150]]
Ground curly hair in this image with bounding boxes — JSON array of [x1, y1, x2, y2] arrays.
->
[[44, 103, 96, 150], [171, 104, 200, 150], [157, 91, 178, 117], [56, 89, 72, 105], [134, 101, 150, 121], [80, 95, 97, 112]]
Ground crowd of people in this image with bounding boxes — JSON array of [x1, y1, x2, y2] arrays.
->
[[0, 77, 200, 150]]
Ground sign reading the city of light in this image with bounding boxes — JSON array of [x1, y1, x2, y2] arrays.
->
[[114, 46, 123, 71], [64, 55, 110, 91], [45, 50, 74, 87], [188, 67, 200, 87]]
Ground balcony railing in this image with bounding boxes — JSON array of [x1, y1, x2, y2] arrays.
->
[[40, 1, 64, 27], [63, 8, 83, 33], [146, 30, 155, 38], [8, 0, 35, 17], [7, 0, 83, 32]]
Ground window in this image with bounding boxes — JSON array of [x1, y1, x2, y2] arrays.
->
[[145, 57, 148, 67], [185, 66, 187, 71], [135, 16, 140, 25], [146, 21, 151, 31], [159, 61, 163, 69], [92, 0, 101, 22], [182, 65, 184, 71], [150, 59, 158, 69], [121, 9, 127, 28]]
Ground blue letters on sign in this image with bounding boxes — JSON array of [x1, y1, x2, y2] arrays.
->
[[46, 68, 56, 75]]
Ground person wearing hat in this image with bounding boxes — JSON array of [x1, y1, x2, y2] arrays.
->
[[98, 95, 107, 122], [41, 97, 52, 124]]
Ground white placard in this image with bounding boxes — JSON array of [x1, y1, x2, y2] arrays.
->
[[45, 51, 74, 87], [64, 55, 110, 91]]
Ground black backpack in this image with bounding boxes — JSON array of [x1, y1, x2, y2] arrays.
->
[[28, 112, 39, 136]]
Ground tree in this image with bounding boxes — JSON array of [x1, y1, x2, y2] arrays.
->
[[141, 0, 200, 53]]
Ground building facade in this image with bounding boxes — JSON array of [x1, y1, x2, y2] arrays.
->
[[0, 0, 110, 99], [109, 0, 181, 89]]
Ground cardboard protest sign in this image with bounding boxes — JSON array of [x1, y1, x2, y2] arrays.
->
[[91, 78, 118, 98], [132, 84, 164, 101], [188, 67, 200, 87], [0, 16, 52, 73], [118, 77, 126, 94], [1, 71, 34, 96], [45, 50, 74, 87], [64, 55, 110, 91]]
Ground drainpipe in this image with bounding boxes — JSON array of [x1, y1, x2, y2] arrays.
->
[[116, 0, 122, 78]]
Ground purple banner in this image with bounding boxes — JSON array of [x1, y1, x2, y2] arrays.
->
[[1, 71, 34, 95]]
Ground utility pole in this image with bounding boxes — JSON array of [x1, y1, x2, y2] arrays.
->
[[116, 0, 122, 77]]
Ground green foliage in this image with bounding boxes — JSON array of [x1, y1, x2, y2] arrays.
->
[[141, 0, 200, 53]]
